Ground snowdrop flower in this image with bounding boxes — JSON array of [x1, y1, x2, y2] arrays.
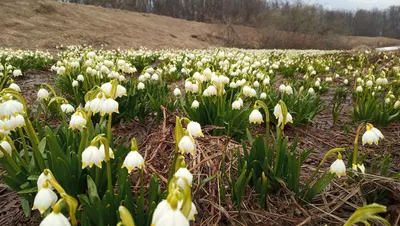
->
[[308, 88, 315, 94], [37, 170, 53, 190], [72, 80, 78, 87], [249, 109, 263, 124], [173, 88, 181, 96], [57, 66, 66, 75], [273, 103, 293, 126], [232, 101, 241, 110], [330, 153, 346, 178], [385, 98, 391, 104], [263, 77, 270, 85], [88, 94, 106, 114], [13, 69, 22, 77], [137, 82, 145, 90], [98, 144, 114, 160], [0, 140, 12, 156], [344, 79, 349, 85], [285, 85, 293, 95], [32, 183, 58, 214], [326, 77, 332, 82], [366, 80, 373, 87], [187, 121, 203, 137], [178, 136, 195, 155], [278, 84, 286, 92], [394, 100, 400, 109], [151, 73, 159, 80], [356, 86, 363, 93], [9, 83, 21, 92], [37, 89, 49, 100], [122, 150, 144, 173], [60, 104, 75, 113], [77, 74, 84, 82], [69, 111, 86, 131], [260, 92, 267, 99], [187, 202, 198, 221], [352, 163, 366, 174], [82, 145, 103, 168], [174, 167, 193, 188], [314, 81, 320, 87], [253, 81, 260, 87], [229, 82, 237, 88], [39, 212, 71, 226], [362, 123, 384, 145], [152, 207, 189, 226], [191, 100, 199, 109], [100, 98, 119, 116]]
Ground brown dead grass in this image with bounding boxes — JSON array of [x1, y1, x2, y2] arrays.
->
[[1, 0, 400, 50]]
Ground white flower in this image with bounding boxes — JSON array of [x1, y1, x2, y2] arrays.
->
[[187, 121, 203, 137], [57, 66, 66, 75], [72, 80, 78, 87], [88, 94, 106, 114], [278, 84, 286, 92], [285, 85, 293, 95], [137, 82, 145, 90], [174, 167, 193, 188], [249, 109, 263, 124], [263, 77, 270, 85], [187, 202, 198, 221], [326, 77, 333, 82], [37, 89, 49, 100], [9, 83, 21, 92], [330, 154, 346, 178], [366, 80, 373, 87], [0, 140, 12, 156], [37, 171, 53, 190], [13, 69, 22, 77], [98, 144, 115, 160], [173, 88, 181, 96], [151, 200, 173, 226], [33, 186, 58, 214], [191, 100, 199, 109], [314, 81, 320, 87], [178, 136, 195, 155], [394, 100, 400, 109], [82, 145, 104, 168], [352, 163, 366, 174], [100, 98, 119, 116], [61, 104, 75, 113], [273, 103, 293, 126], [344, 79, 349, 85], [69, 112, 86, 131], [39, 212, 71, 226], [356, 86, 363, 93], [77, 74, 84, 82], [151, 73, 159, 80], [308, 88, 315, 94], [362, 124, 384, 145], [232, 101, 241, 110], [122, 150, 144, 173], [260, 92, 267, 99], [115, 85, 127, 98], [152, 205, 189, 226]]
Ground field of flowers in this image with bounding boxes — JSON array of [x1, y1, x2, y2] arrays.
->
[[0, 46, 399, 225]]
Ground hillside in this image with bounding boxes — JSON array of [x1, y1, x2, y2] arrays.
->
[[1, 0, 400, 50]]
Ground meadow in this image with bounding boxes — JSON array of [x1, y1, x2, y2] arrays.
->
[[0, 46, 399, 225]]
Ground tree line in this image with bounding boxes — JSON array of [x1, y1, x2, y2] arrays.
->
[[59, 0, 400, 39]]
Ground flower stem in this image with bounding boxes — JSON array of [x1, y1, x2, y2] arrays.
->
[[18, 128, 29, 164]]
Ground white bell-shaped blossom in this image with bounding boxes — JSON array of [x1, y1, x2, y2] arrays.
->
[[122, 150, 144, 173]]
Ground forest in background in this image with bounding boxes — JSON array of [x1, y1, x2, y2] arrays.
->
[[58, 0, 400, 39]]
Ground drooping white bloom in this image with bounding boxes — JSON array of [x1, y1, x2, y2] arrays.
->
[[173, 88, 181, 96], [13, 69, 22, 77], [0, 140, 12, 156], [175, 167, 193, 188], [187, 121, 203, 137], [394, 100, 400, 109], [187, 202, 198, 221], [37, 89, 49, 100], [37, 171, 53, 190], [362, 124, 384, 145], [178, 136, 195, 155], [278, 84, 286, 92], [151, 200, 173, 226], [232, 101, 241, 110], [122, 150, 144, 173], [356, 86, 363, 93], [366, 80, 373, 87], [82, 145, 104, 168], [60, 104, 75, 113], [72, 80, 79, 87], [249, 109, 263, 124], [314, 81, 320, 87], [39, 212, 71, 226], [285, 85, 293, 95], [308, 88, 315, 94], [344, 79, 349, 85], [260, 92, 267, 99], [191, 100, 199, 109], [32, 186, 58, 214], [330, 154, 346, 178], [88, 94, 106, 114], [69, 112, 86, 131], [137, 82, 145, 90], [77, 74, 84, 82], [273, 103, 293, 126], [9, 83, 21, 92], [152, 206, 189, 226], [325, 77, 333, 82], [100, 98, 119, 116], [98, 144, 115, 160]]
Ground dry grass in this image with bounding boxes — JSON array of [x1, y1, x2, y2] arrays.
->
[[1, 0, 400, 51]]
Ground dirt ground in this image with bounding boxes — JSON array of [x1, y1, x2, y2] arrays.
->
[[1, 0, 400, 51]]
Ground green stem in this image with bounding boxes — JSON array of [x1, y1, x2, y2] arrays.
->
[[6, 137, 29, 171], [0, 146, 19, 173], [352, 124, 364, 167], [107, 114, 112, 141], [101, 139, 113, 193], [23, 116, 45, 171], [78, 128, 88, 161], [18, 128, 29, 164]]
